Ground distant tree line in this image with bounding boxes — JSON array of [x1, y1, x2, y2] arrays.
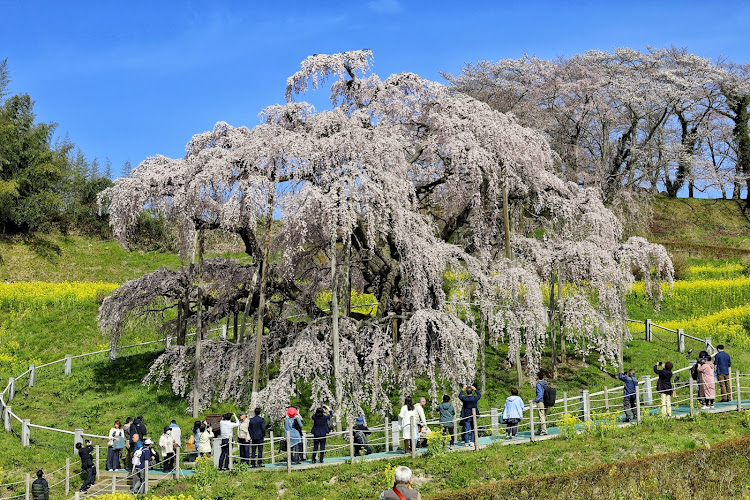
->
[[0, 58, 115, 240], [445, 47, 750, 201]]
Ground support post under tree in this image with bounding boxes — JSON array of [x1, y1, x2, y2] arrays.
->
[[251, 190, 274, 409], [330, 225, 343, 431], [192, 229, 204, 418]]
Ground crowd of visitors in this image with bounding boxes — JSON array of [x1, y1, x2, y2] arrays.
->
[[62, 347, 730, 494]]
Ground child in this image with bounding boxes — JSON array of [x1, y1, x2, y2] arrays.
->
[[502, 388, 524, 439]]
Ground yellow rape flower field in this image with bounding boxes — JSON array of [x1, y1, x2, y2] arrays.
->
[[0, 281, 118, 310]]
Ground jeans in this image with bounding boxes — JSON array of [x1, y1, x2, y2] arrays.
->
[[218, 438, 230, 469], [106, 447, 122, 470], [80, 466, 95, 491], [441, 425, 455, 446], [505, 418, 519, 437], [312, 437, 326, 461], [292, 443, 303, 464], [131, 469, 146, 494], [623, 395, 637, 420], [251, 439, 263, 466], [462, 418, 475, 443], [238, 438, 250, 464]]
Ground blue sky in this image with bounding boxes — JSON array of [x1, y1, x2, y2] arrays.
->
[[2, 0, 749, 177]]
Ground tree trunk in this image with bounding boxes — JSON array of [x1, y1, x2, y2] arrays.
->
[[330, 227, 343, 431], [559, 268, 566, 364], [549, 268, 557, 378], [251, 192, 274, 409], [192, 229, 205, 418]]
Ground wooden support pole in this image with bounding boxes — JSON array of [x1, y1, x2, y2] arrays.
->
[[410, 416, 416, 459], [349, 425, 355, 461], [472, 409, 479, 450], [529, 401, 535, 442], [270, 431, 276, 464], [286, 431, 292, 473]]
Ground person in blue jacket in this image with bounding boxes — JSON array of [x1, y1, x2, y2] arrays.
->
[[458, 384, 481, 447], [714, 345, 732, 402], [502, 388, 524, 439], [618, 368, 639, 422], [532, 371, 548, 436]]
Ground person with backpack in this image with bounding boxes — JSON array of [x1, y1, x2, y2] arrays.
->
[[284, 407, 304, 465], [107, 419, 126, 471], [248, 408, 266, 467], [502, 388, 524, 439], [31, 470, 49, 500], [532, 371, 549, 436], [618, 369, 639, 422], [353, 416, 373, 456], [434, 395, 456, 450], [76, 440, 95, 492], [654, 361, 674, 416], [311, 406, 332, 463], [131, 438, 153, 495], [458, 385, 481, 447]]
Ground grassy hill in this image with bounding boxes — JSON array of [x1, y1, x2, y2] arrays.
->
[[2, 197, 750, 498]]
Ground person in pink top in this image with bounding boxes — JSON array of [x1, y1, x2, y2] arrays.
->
[[696, 351, 716, 408]]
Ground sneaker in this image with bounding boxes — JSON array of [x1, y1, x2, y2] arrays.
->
[[449, 445, 455, 450]]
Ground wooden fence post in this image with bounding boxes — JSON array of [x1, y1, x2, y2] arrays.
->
[[349, 424, 355, 461], [229, 439, 234, 470], [175, 447, 180, 476], [25, 473, 30, 500], [689, 374, 695, 416], [22, 419, 29, 446], [212, 438, 220, 468], [581, 390, 590, 422], [641, 376, 653, 407], [563, 392, 568, 416], [74, 429, 83, 452], [452, 415, 457, 446], [604, 387, 609, 411], [410, 416, 416, 459], [286, 431, 291, 473], [95, 445, 100, 480], [384, 417, 389, 453], [8, 377, 14, 401], [645, 319, 652, 342], [28, 365, 35, 387], [677, 329, 685, 353], [144, 461, 149, 494], [529, 401, 535, 442], [111, 475, 117, 493], [635, 384, 642, 423], [269, 431, 275, 464], [737, 370, 742, 412], [472, 409, 479, 450], [65, 458, 70, 494], [490, 408, 499, 436], [65, 355, 72, 376], [4, 405, 11, 432]]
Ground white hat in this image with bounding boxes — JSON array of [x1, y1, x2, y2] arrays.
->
[[144, 438, 153, 445]]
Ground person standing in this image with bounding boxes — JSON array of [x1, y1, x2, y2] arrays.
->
[[398, 397, 418, 454], [169, 420, 181, 463], [434, 395, 456, 449], [131, 438, 153, 495], [159, 426, 177, 472], [617, 369, 639, 422], [123, 417, 133, 469], [218, 413, 240, 470], [697, 351, 717, 408], [31, 470, 49, 500], [654, 361, 674, 416], [714, 345, 732, 402], [284, 407, 304, 465], [248, 408, 266, 468], [532, 372, 548, 436], [379, 465, 422, 500], [107, 419, 125, 471], [76, 440, 95, 492], [458, 385, 481, 446], [197, 423, 213, 457], [237, 411, 251, 465], [311, 406, 332, 463], [502, 388, 524, 439], [415, 398, 428, 448]]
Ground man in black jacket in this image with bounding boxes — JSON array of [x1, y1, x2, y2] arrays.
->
[[31, 470, 49, 500], [248, 408, 267, 468], [76, 440, 95, 492]]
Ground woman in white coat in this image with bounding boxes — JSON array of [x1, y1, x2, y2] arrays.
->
[[398, 396, 418, 454]]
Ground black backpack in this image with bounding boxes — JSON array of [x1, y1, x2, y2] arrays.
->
[[543, 384, 557, 408], [690, 363, 699, 381]]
